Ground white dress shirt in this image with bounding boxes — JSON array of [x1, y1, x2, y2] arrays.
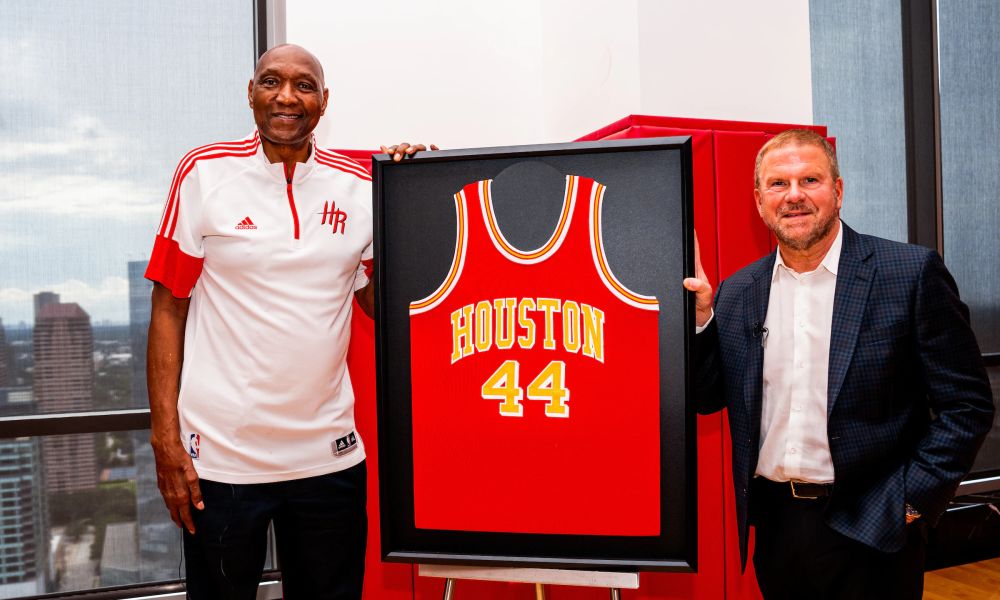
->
[[755, 225, 843, 483]]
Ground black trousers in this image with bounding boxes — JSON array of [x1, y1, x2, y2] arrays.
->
[[183, 461, 367, 600], [751, 478, 926, 600]]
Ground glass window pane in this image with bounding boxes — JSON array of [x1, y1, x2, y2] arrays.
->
[[132, 430, 183, 585], [0, 431, 150, 595], [0, 1, 255, 418], [938, 1, 1000, 354], [2, 0, 261, 596], [809, 0, 908, 243], [0, 431, 274, 597], [970, 366, 1000, 476]]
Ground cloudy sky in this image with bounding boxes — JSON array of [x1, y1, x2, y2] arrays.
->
[[1, 1, 255, 325]]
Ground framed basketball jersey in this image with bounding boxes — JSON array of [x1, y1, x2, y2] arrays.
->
[[373, 138, 695, 571]]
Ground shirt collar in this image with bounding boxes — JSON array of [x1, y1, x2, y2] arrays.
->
[[772, 221, 844, 279], [253, 131, 317, 182]]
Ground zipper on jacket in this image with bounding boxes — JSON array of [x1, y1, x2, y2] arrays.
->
[[284, 162, 301, 240]]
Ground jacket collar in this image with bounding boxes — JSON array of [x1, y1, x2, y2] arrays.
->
[[826, 223, 875, 414]]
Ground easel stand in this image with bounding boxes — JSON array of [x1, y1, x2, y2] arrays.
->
[[418, 564, 639, 600]]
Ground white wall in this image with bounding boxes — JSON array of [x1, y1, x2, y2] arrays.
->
[[284, 0, 812, 150], [637, 0, 812, 124]]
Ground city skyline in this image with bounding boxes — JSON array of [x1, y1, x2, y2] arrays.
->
[[0, 278, 136, 328], [0, 258, 163, 595], [2, 274, 144, 328]]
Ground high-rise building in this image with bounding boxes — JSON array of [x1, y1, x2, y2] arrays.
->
[[0, 318, 8, 388], [33, 301, 96, 493], [128, 261, 182, 580], [0, 388, 48, 597], [128, 261, 151, 412], [32, 292, 59, 321]]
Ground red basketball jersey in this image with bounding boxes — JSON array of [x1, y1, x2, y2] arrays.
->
[[408, 175, 661, 536]]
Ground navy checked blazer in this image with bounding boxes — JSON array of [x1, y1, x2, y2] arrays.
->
[[693, 223, 995, 569]]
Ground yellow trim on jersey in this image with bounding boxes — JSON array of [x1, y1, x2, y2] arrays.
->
[[482, 177, 575, 262], [592, 183, 660, 308], [410, 192, 467, 312]]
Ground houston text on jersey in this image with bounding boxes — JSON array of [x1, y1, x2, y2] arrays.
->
[[450, 296, 605, 364]]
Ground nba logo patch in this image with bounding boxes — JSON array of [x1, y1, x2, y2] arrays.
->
[[188, 433, 201, 459]]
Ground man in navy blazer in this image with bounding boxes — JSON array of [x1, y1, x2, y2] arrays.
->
[[684, 129, 994, 599]]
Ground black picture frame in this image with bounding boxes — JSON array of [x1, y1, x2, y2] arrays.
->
[[372, 137, 696, 571]]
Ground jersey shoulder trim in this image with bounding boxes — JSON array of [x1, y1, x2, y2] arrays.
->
[[589, 181, 659, 310], [145, 235, 205, 298], [409, 190, 468, 314], [157, 132, 261, 238], [315, 148, 373, 181], [482, 177, 574, 264]]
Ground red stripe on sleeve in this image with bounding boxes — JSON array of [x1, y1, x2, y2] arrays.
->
[[362, 258, 374, 280], [145, 235, 205, 298]]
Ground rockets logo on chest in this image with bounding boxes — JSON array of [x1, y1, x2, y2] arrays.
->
[[318, 200, 348, 234]]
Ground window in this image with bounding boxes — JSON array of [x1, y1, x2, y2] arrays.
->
[[809, 0, 908, 243], [938, 1, 1000, 478], [809, 0, 999, 485], [0, 1, 260, 596]]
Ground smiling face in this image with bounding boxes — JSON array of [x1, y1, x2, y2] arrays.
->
[[248, 45, 328, 161], [754, 142, 843, 255]]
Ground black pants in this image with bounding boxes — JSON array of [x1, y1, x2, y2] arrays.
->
[[751, 478, 926, 600], [183, 461, 367, 600]]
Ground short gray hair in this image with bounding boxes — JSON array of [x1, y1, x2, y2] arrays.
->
[[754, 129, 840, 189]]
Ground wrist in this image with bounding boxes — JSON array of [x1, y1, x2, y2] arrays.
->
[[695, 310, 715, 333], [149, 429, 182, 452]]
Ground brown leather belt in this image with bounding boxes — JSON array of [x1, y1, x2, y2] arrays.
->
[[756, 478, 833, 500]]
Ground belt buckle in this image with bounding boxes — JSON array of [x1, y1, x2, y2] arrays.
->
[[790, 481, 819, 499]]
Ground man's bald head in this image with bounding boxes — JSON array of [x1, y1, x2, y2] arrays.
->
[[248, 43, 329, 161], [254, 44, 325, 87]]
